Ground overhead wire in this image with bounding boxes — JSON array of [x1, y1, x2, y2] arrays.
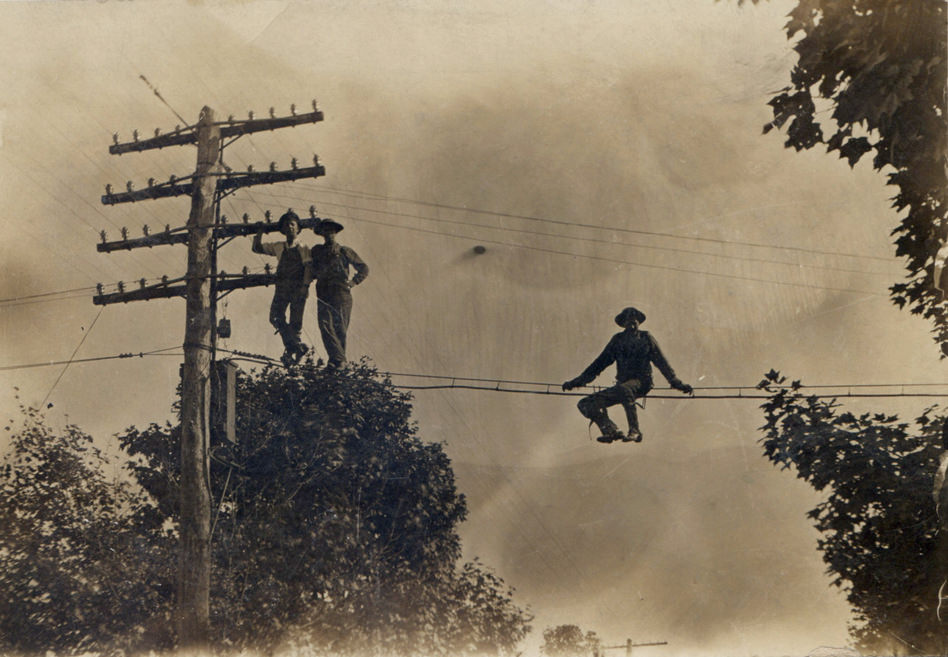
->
[[262, 190, 899, 277], [383, 371, 948, 391], [40, 308, 104, 408], [248, 192, 887, 296], [10, 342, 947, 402], [0, 264, 277, 311], [138, 74, 188, 125], [393, 383, 948, 400], [0, 286, 100, 305], [381, 371, 948, 399], [14, 108, 184, 280], [300, 183, 897, 263], [0, 346, 182, 372]]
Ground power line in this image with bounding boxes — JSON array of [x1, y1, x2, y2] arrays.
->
[[304, 184, 897, 263], [162, 351, 948, 400], [0, 346, 182, 372], [382, 371, 948, 399], [3, 219, 887, 309], [250, 187, 889, 295], [41, 308, 104, 408], [139, 74, 189, 125], [10, 335, 947, 400], [0, 293, 94, 309], [279, 204, 889, 296], [395, 383, 948, 399], [384, 371, 948, 392], [0, 266, 275, 310], [261, 191, 899, 278], [0, 286, 99, 304]]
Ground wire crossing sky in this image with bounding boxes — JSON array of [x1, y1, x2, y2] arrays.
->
[[5, 347, 948, 402]]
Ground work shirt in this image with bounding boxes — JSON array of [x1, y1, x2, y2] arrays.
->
[[311, 244, 369, 295], [574, 329, 681, 389], [258, 241, 313, 292]]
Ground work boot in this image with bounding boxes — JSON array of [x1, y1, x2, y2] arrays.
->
[[291, 342, 309, 364], [622, 429, 643, 443], [595, 425, 624, 444]]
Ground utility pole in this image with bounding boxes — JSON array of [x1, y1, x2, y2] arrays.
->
[[595, 639, 668, 657], [97, 101, 325, 648], [177, 106, 219, 645]]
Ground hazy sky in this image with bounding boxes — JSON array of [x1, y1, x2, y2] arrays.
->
[[1, 1, 944, 655]]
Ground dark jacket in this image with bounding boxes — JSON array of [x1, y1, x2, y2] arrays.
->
[[574, 329, 682, 389]]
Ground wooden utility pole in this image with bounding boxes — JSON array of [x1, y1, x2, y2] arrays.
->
[[96, 101, 325, 648], [595, 639, 668, 657], [177, 106, 220, 645]]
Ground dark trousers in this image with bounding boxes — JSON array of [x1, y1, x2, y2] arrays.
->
[[316, 285, 353, 367], [270, 287, 307, 353], [577, 378, 651, 435]]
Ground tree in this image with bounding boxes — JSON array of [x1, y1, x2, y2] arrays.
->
[[119, 358, 532, 655], [744, 0, 947, 348], [758, 370, 946, 654], [0, 397, 174, 656], [735, 2, 948, 648], [0, 361, 531, 655], [541, 624, 601, 657]]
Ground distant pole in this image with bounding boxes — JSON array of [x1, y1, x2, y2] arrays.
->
[[177, 106, 221, 647], [600, 640, 667, 655]]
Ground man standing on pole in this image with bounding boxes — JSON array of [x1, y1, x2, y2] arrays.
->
[[562, 306, 693, 443], [253, 209, 312, 367], [310, 218, 369, 368]]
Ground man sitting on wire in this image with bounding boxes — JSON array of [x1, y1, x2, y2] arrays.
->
[[252, 209, 312, 367], [562, 306, 693, 443], [310, 217, 369, 368]]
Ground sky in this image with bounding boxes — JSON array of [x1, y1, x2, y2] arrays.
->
[[0, 1, 944, 655]]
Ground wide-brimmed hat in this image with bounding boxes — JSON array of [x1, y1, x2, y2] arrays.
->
[[615, 306, 646, 327], [313, 218, 344, 235]]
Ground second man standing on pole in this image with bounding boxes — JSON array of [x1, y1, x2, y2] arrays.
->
[[310, 218, 369, 368]]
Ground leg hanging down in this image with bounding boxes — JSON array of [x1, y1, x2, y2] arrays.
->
[[577, 394, 624, 443], [620, 395, 643, 443]]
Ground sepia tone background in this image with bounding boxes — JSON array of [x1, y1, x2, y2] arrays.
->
[[0, 0, 941, 654]]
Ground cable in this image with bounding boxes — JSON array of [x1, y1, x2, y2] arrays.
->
[[208, 351, 948, 397], [285, 206, 889, 296], [302, 184, 897, 263], [382, 372, 948, 399], [393, 383, 948, 399], [248, 187, 888, 295], [0, 267, 278, 311], [383, 371, 948, 391], [40, 308, 104, 408], [0, 346, 182, 372], [260, 192, 899, 277], [0, 286, 99, 304], [0, 292, 97, 308], [9, 342, 948, 400], [138, 74, 188, 125]]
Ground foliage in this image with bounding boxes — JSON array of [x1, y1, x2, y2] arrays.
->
[[0, 362, 530, 655], [119, 358, 532, 655], [540, 624, 601, 657], [0, 397, 174, 656], [744, 0, 948, 349], [758, 370, 947, 654]]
